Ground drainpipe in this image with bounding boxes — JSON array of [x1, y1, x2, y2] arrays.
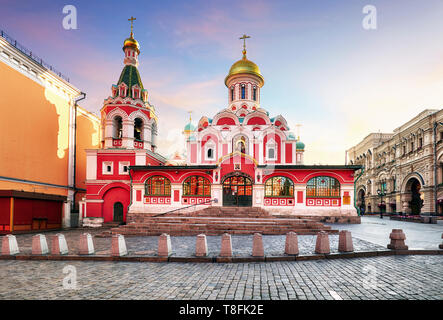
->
[[72, 92, 86, 212], [354, 166, 365, 216], [128, 168, 133, 218]]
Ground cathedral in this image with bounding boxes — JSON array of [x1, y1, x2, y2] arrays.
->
[[81, 25, 360, 225]]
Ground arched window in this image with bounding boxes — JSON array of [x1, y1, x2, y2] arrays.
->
[[134, 118, 143, 141], [253, 86, 257, 101], [113, 116, 122, 138], [266, 139, 277, 160], [231, 87, 234, 101], [265, 176, 294, 197], [207, 148, 214, 159], [306, 176, 340, 198], [145, 176, 171, 196], [183, 176, 211, 196], [241, 84, 245, 99]]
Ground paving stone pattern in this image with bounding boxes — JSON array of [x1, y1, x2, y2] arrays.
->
[[0, 255, 441, 300]]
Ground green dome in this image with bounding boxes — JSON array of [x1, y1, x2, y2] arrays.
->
[[184, 122, 196, 132], [296, 140, 305, 150]]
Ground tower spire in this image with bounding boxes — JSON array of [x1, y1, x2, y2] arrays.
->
[[296, 124, 302, 141]]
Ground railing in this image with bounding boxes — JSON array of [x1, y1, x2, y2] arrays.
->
[[0, 28, 70, 83], [153, 198, 218, 217]]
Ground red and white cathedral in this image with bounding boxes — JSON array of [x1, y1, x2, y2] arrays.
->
[[80, 30, 360, 225]]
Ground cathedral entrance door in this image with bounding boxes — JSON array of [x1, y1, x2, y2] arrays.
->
[[222, 175, 253, 207]]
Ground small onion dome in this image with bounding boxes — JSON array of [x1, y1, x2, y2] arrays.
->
[[296, 140, 305, 151], [123, 34, 140, 54], [225, 50, 264, 86], [183, 122, 196, 134], [287, 132, 296, 140]]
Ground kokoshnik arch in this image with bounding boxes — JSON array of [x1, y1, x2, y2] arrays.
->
[[81, 26, 361, 224]]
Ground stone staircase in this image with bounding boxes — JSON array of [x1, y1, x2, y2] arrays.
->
[[107, 207, 338, 237]]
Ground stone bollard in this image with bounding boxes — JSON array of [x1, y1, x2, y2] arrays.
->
[[219, 233, 232, 257], [315, 231, 330, 254], [252, 233, 264, 257], [387, 229, 408, 250], [195, 234, 208, 257], [78, 233, 95, 255], [1, 235, 19, 255], [32, 234, 49, 255], [51, 234, 68, 255], [158, 233, 172, 257], [338, 230, 354, 252], [111, 234, 128, 257], [285, 232, 299, 255], [439, 233, 443, 250]]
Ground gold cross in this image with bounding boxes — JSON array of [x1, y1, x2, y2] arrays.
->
[[239, 34, 251, 51], [128, 16, 136, 36]]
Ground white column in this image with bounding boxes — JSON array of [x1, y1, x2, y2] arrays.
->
[[122, 120, 133, 148]]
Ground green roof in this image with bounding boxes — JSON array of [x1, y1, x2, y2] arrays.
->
[[296, 141, 305, 150], [117, 65, 144, 98], [184, 123, 196, 131]]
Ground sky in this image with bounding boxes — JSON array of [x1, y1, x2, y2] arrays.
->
[[1, 0, 443, 163]]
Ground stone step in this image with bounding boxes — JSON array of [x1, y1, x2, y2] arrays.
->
[[110, 227, 334, 236], [120, 221, 328, 229]]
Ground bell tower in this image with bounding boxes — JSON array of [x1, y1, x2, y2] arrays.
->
[[101, 17, 158, 152]]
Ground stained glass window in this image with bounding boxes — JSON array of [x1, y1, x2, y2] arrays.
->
[[183, 176, 211, 196], [265, 176, 294, 197], [306, 176, 340, 198], [145, 176, 171, 196]]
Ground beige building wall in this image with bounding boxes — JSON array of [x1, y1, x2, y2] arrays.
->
[[347, 109, 443, 215]]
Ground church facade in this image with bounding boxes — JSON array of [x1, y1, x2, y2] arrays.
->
[[81, 29, 361, 225]]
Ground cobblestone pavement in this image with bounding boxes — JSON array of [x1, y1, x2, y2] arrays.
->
[[0, 255, 441, 300], [11, 228, 386, 257], [330, 216, 443, 249]]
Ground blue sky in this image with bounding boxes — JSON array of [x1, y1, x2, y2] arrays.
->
[[1, 0, 443, 163]]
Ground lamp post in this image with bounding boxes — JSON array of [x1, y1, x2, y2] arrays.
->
[[377, 188, 386, 219]]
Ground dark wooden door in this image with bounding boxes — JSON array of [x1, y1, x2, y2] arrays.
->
[[113, 202, 124, 222]]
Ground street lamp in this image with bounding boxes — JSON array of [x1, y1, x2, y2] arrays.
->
[[377, 188, 386, 219]]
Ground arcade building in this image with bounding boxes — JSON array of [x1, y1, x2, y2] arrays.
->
[[81, 29, 361, 225]]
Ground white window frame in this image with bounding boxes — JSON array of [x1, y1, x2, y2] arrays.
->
[[102, 161, 113, 175], [119, 161, 130, 175], [205, 141, 216, 161]]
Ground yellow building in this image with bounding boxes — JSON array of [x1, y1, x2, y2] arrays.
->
[[0, 29, 100, 233]]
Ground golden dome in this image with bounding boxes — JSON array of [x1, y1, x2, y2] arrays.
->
[[225, 50, 264, 86], [123, 34, 140, 54]]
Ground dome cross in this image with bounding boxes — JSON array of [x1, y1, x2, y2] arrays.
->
[[128, 16, 136, 37], [239, 34, 251, 56]]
